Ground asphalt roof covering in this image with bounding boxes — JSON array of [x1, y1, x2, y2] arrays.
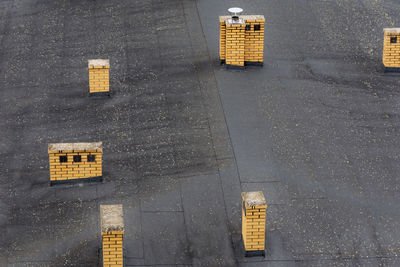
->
[[1, 0, 400, 266]]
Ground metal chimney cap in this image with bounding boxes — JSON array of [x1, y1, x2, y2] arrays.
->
[[228, 7, 243, 16]]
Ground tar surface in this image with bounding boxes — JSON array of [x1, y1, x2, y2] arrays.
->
[[1, 0, 400, 266]]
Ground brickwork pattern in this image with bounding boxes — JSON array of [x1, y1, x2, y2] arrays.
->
[[220, 20, 227, 61], [102, 230, 124, 267], [242, 205, 266, 251], [226, 23, 245, 66], [89, 61, 110, 94], [48, 145, 102, 182], [383, 29, 400, 68], [244, 19, 265, 63], [241, 192, 267, 252], [219, 15, 265, 66]]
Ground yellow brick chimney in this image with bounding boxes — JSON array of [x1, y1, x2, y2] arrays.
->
[[241, 191, 267, 257], [100, 204, 124, 267], [48, 142, 102, 185], [219, 13, 265, 68], [383, 28, 400, 71], [88, 59, 110, 96]]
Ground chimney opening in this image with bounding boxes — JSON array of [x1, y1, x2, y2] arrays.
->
[[73, 155, 82, 163], [59, 156, 68, 163]]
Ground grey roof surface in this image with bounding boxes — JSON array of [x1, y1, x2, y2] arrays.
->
[[1, 0, 400, 267]]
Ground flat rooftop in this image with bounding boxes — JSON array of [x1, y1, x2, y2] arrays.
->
[[1, 0, 400, 266]]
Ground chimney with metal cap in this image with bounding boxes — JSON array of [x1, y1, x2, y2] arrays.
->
[[229, 7, 243, 21], [223, 7, 246, 69], [219, 9, 265, 68]]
